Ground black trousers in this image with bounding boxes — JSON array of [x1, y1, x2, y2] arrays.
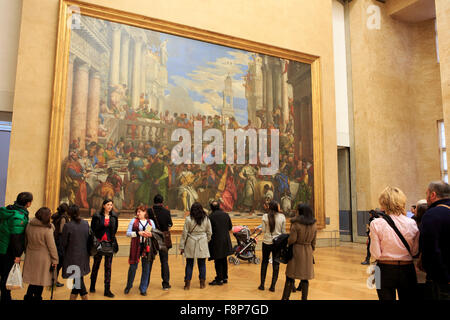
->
[[25, 285, 43, 301], [158, 249, 170, 287], [261, 243, 280, 267], [0, 253, 15, 302], [365, 237, 371, 260], [376, 263, 417, 300], [71, 276, 87, 296], [91, 253, 113, 285], [214, 258, 228, 282]]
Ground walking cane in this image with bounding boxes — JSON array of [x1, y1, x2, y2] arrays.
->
[[50, 265, 56, 300]]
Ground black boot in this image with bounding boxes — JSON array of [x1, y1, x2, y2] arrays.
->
[[258, 262, 268, 290], [23, 294, 33, 301], [300, 280, 309, 300], [361, 257, 370, 265], [281, 279, 294, 300], [104, 284, 115, 298], [269, 263, 280, 292]]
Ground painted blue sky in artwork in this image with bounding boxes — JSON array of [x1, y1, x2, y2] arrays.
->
[[158, 32, 251, 125]]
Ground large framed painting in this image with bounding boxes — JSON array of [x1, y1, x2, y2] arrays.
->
[[46, 0, 325, 228]]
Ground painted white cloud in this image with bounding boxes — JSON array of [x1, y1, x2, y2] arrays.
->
[[167, 50, 252, 113]]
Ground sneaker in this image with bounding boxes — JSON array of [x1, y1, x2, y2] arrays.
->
[[222, 279, 228, 284], [163, 284, 171, 291], [140, 291, 147, 296], [124, 287, 131, 294], [361, 260, 370, 265]]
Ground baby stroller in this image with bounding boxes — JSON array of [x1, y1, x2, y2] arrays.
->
[[228, 226, 262, 265]]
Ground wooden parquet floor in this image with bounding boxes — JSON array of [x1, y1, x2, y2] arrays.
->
[[10, 242, 378, 300]]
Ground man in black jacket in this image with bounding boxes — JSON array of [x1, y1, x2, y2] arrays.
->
[[208, 200, 233, 286], [420, 181, 450, 300], [147, 194, 173, 290]]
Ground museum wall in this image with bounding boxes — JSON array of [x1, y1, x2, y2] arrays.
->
[[7, 0, 339, 239], [0, 0, 22, 114], [349, 0, 443, 212], [436, 0, 450, 172]]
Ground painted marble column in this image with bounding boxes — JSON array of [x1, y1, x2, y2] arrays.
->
[[140, 47, 147, 99], [62, 54, 75, 161], [86, 70, 101, 144], [109, 25, 121, 87], [70, 61, 90, 151], [281, 60, 290, 131], [132, 37, 143, 109], [264, 56, 273, 126], [272, 59, 282, 126], [119, 32, 130, 86]]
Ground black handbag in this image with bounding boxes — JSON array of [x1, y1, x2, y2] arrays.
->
[[99, 241, 114, 256], [277, 244, 293, 264], [273, 233, 292, 264], [150, 208, 172, 249], [87, 227, 100, 256]]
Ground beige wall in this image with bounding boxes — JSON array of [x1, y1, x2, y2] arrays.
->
[[7, 0, 339, 237], [0, 0, 22, 113], [350, 0, 442, 211], [436, 0, 450, 176]]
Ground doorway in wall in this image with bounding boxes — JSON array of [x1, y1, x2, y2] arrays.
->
[[338, 147, 352, 242], [0, 121, 11, 207]]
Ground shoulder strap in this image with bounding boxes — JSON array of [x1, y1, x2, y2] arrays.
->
[[379, 212, 412, 256], [150, 208, 160, 229], [437, 204, 450, 210], [188, 217, 197, 234]]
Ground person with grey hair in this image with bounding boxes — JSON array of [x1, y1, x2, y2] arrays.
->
[[419, 181, 450, 300]]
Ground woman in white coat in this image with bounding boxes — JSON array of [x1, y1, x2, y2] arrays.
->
[[179, 202, 212, 290]]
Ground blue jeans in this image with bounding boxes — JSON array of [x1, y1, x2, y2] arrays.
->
[[126, 259, 153, 293], [185, 258, 206, 281]]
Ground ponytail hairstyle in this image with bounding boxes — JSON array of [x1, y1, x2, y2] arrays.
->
[[268, 201, 280, 233], [68, 204, 82, 223], [52, 203, 69, 222]]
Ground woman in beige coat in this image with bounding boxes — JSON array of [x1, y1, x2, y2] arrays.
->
[[22, 207, 59, 301], [281, 204, 317, 300], [179, 202, 212, 290]]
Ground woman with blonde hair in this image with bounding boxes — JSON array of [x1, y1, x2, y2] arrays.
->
[[369, 186, 419, 300]]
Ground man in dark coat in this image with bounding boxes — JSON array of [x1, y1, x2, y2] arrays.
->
[[420, 181, 450, 300], [208, 200, 233, 285], [147, 194, 173, 290]]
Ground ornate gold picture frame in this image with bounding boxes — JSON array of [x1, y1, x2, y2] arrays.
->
[[46, 0, 325, 229]]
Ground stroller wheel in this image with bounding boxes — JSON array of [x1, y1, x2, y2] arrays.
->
[[253, 257, 260, 264], [234, 258, 240, 265], [228, 256, 234, 264]]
